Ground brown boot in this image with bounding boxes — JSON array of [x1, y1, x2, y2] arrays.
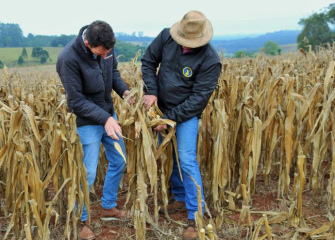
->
[[182, 219, 198, 240], [159, 199, 186, 214], [100, 206, 132, 221], [79, 221, 95, 240]]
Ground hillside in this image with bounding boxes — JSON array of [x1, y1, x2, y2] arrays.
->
[[0, 47, 62, 67], [0, 30, 301, 68], [210, 30, 300, 53], [280, 43, 299, 54], [116, 30, 301, 54]]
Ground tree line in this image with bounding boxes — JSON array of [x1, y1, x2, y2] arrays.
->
[[0, 23, 146, 63], [298, 3, 335, 51], [231, 3, 335, 58], [1, 3, 334, 62]]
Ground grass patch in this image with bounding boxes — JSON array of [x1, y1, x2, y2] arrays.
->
[[0, 47, 63, 67]]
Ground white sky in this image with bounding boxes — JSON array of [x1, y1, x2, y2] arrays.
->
[[1, 0, 334, 37]]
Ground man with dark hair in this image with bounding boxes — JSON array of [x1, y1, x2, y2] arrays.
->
[[57, 20, 131, 240], [141, 10, 222, 240], [85, 21, 116, 50]]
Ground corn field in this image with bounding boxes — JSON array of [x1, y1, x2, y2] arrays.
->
[[1, 46, 335, 239]]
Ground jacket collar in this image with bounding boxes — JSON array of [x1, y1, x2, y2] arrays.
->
[[76, 25, 97, 60]]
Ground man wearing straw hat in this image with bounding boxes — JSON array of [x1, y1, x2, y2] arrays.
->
[[141, 10, 222, 240]]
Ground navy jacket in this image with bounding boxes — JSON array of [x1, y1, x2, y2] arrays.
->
[[141, 28, 222, 123], [56, 26, 129, 127]]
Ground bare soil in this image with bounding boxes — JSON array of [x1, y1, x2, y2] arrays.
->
[[0, 176, 329, 240], [0, 174, 331, 240]]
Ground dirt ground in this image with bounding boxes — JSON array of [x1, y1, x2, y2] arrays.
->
[[0, 175, 331, 240]]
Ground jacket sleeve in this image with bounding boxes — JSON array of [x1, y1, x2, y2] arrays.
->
[[141, 29, 166, 96], [58, 60, 111, 125], [163, 59, 222, 123], [111, 49, 129, 97]]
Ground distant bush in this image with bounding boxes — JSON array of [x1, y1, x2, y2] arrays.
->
[[0, 60, 4, 68], [234, 50, 246, 58], [32, 47, 44, 58], [40, 57, 47, 64], [21, 47, 28, 58], [18, 56, 24, 65], [51, 34, 76, 47], [32, 47, 50, 63], [114, 41, 145, 62], [234, 50, 255, 58], [262, 41, 281, 56]]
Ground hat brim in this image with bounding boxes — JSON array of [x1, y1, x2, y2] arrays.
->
[[170, 19, 213, 48]]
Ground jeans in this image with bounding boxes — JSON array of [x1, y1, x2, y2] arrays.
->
[[76, 114, 126, 222], [168, 116, 205, 220]]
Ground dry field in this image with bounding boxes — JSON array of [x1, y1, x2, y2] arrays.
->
[[1, 48, 335, 240]]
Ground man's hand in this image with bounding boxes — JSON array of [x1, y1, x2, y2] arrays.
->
[[105, 116, 123, 140], [143, 95, 158, 111], [154, 124, 167, 132], [122, 90, 133, 104]]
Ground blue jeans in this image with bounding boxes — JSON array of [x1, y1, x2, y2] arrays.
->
[[168, 116, 205, 220], [77, 114, 126, 222]]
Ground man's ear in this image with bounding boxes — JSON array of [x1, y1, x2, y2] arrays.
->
[[84, 39, 90, 47]]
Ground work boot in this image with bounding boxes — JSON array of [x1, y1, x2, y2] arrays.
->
[[182, 219, 199, 240], [100, 206, 132, 221], [79, 221, 95, 240], [159, 199, 186, 214]]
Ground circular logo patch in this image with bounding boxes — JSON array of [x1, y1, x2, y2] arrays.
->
[[183, 67, 193, 77]]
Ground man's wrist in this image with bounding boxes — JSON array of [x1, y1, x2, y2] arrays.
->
[[122, 90, 130, 99]]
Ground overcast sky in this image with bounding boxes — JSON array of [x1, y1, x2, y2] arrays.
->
[[1, 0, 334, 37]]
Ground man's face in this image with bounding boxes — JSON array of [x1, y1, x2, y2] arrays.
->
[[84, 40, 111, 59]]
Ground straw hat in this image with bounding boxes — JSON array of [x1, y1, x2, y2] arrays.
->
[[170, 10, 213, 48]]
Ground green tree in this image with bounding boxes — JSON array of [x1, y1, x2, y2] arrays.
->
[[114, 41, 145, 62], [31, 47, 44, 58], [41, 50, 49, 59], [262, 41, 281, 55], [5, 37, 12, 46], [234, 50, 255, 58], [0, 60, 4, 69], [18, 56, 24, 65], [51, 34, 75, 47], [23, 34, 56, 47], [234, 50, 246, 58], [298, 11, 335, 50], [40, 57, 47, 64], [31, 47, 49, 58], [326, 3, 335, 24], [21, 47, 28, 58], [31, 47, 50, 63], [0, 22, 24, 47]]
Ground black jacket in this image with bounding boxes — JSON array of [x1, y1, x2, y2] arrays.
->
[[141, 28, 222, 123], [56, 26, 129, 127]]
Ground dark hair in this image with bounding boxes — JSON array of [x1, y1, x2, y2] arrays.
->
[[86, 20, 116, 50]]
